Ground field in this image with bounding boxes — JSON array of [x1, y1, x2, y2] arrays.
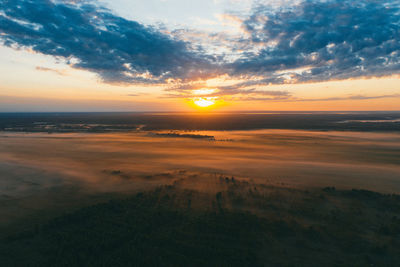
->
[[1, 113, 400, 266]]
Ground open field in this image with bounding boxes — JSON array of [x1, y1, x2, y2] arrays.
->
[[1, 126, 400, 266]]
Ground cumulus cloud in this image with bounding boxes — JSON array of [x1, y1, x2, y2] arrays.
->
[[231, 0, 400, 83], [0, 0, 218, 84]]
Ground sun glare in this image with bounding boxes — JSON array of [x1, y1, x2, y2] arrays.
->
[[192, 88, 216, 95], [194, 98, 215, 107]]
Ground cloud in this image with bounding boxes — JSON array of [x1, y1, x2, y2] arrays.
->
[[126, 93, 149, 97], [164, 79, 292, 99], [236, 93, 400, 102], [0, 94, 169, 112], [166, 0, 400, 100], [230, 0, 400, 83], [0, 0, 218, 84], [296, 94, 400, 102], [35, 66, 66, 76], [164, 88, 291, 99], [1, 0, 399, 97]]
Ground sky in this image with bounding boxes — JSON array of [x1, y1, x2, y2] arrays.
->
[[0, 0, 399, 112]]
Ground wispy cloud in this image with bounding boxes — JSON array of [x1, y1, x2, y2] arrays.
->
[[235, 94, 400, 102], [35, 66, 66, 76]]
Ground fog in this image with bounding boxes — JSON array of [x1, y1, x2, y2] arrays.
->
[[1, 130, 399, 197]]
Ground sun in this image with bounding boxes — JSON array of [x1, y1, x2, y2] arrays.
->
[[193, 98, 215, 108]]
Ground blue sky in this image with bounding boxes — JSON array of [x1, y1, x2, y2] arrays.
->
[[100, 0, 253, 28]]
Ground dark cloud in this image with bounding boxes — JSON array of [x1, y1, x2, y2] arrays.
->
[[0, 0, 217, 84], [230, 0, 400, 83]]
